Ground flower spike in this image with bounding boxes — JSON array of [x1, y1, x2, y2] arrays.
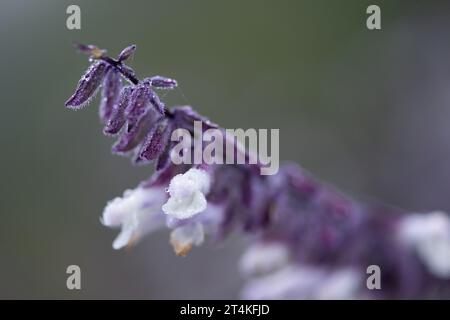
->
[[66, 43, 450, 299]]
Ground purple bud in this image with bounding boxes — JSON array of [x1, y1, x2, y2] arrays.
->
[[117, 45, 136, 62], [136, 118, 171, 163], [124, 82, 151, 124], [99, 68, 122, 123], [103, 86, 134, 135], [65, 61, 108, 109], [148, 89, 165, 115], [112, 109, 157, 153], [149, 76, 178, 89]]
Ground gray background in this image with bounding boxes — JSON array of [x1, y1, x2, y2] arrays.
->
[[1, 0, 450, 298]]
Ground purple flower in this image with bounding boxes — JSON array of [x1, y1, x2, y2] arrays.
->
[[66, 44, 450, 299]]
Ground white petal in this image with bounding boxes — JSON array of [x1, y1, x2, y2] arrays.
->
[[162, 168, 211, 220], [112, 222, 136, 250], [241, 265, 361, 300], [316, 269, 362, 300], [162, 190, 207, 219], [102, 186, 166, 249], [239, 242, 290, 276], [241, 265, 325, 299], [182, 168, 210, 193], [399, 211, 450, 278], [101, 190, 136, 227], [167, 168, 211, 198]]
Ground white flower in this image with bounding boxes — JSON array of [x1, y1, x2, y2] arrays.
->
[[399, 211, 450, 278], [101, 186, 166, 250], [239, 242, 290, 277], [241, 264, 361, 300], [170, 222, 205, 256], [316, 269, 362, 300], [162, 168, 211, 220]]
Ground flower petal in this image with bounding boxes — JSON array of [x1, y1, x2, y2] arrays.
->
[[162, 168, 211, 219], [241, 265, 361, 300], [113, 222, 136, 250], [162, 190, 207, 220], [101, 186, 167, 250], [399, 211, 450, 278], [240, 242, 290, 277]]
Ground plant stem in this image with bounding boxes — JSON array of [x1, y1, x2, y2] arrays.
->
[[99, 56, 140, 85]]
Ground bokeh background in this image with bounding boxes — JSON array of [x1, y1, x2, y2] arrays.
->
[[1, 0, 450, 299]]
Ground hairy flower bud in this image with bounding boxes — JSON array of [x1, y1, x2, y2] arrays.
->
[[149, 89, 165, 115], [117, 44, 136, 62], [104, 86, 134, 135], [149, 75, 178, 89], [125, 82, 151, 124], [112, 109, 157, 153], [65, 61, 108, 109], [99, 68, 122, 123], [136, 118, 171, 163]]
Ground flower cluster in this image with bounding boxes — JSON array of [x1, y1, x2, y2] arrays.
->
[[66, 44, 450, 298], [65, 44, 215, 170]]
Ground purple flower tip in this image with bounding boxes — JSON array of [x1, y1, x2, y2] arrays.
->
[[149, 76, 178, 89], [117, 45, 137, 62]]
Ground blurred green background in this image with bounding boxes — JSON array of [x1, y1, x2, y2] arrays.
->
[[1, 0, 450, 298]]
